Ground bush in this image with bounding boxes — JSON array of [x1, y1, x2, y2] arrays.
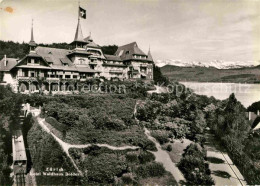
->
[[136, 101, 162, 122], [126, 152, 138, 163], [151, 130, 169, 144], [136, 162, 166, 178], [166, 144, 172, 152], [121, 173, 134, 184], [178, 143, 214, 185], [138, 151, 155, 164]]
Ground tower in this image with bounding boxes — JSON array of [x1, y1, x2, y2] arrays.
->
[[70, 18, 87, 49], [28, 19, 37, 52], [147, 45, 153, 61]]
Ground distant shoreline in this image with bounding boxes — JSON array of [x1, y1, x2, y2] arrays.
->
[[161, 65, 260, 84]]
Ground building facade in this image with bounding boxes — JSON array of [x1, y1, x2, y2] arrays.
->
[[0, 17, 154, 93]]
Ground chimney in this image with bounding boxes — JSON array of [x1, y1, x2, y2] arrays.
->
[[4, 55, 7, 67]]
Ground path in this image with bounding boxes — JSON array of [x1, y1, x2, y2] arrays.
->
[[29, 108, 140, 176], [144, 128, 185, 183], [134, 100, 185, 184], [204, 132, 247, 185]]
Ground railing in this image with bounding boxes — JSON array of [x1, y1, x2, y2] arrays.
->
[[46, 77, 60, 81], [17, 76, 37, 81], [17, 76, 96, 82], [89, 61, 98, 65], [109, 70, 123, 74]]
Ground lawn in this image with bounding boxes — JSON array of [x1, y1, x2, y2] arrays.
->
[[162, 139, 192, 163]]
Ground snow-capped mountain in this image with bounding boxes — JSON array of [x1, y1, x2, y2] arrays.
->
[[156, 59, 259, 69]]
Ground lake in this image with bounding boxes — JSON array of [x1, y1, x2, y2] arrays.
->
[[180, 82, 260, 108]]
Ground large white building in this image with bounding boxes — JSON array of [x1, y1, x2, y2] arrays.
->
[[0, 13, 154, 93]]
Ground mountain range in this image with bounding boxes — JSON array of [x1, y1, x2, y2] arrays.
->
[[156, 59, 260, 69]]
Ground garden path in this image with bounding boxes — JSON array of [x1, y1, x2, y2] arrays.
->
[[133, 99, 185, 184]]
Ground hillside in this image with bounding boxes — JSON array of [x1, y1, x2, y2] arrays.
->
[[161, 65, 260, 83], [0, 40, 118, 59]]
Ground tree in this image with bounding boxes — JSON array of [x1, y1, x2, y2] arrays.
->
[[153, 65, 169, 85], [101, 45, 118, 55]]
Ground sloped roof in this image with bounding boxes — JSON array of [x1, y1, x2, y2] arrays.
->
[[115, 42, 148, 61], [104, 54, 122, 61], [84, 35, 93, 42], [29, 22, 36, 46], [67, 49, 91, 56], [87, 41, 101, 49], [147, 49, 153, 61], [73, 19, 86, 43], [0, 57, 18, 71], [27, 52, 41, 58], [76, 67, 99, 73], [35, 46, 73, 66], [103, 63, 127, 67]]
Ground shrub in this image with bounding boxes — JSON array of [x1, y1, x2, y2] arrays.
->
[[178, 143, 214, 185], [136, 162, 166, 178], [126, 152, 138, 163], [166, 144, 172, 152], [121, 173, 134, 184], [138, 151, 155, 164], [151, 130, 169, 144]]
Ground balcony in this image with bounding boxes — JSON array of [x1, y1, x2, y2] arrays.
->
[[46, 77, 60, 81], [109, 70, 123, 74], [140, 64, 148, 67], [89, 62, 98, 66], [17, 76, 37, 81]]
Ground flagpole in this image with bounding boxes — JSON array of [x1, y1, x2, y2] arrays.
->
[[78, 0, 80, 21]]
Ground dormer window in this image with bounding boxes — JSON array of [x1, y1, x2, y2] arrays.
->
[[125, 51, 129, 55], [79, 58, 85, 65]]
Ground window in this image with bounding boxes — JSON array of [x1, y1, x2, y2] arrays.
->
[[118, 50, 124, 56], [73, 75, 77, 79], [65, 75, 70, 79], [79, 58, 85, 64], [125, 51, 129, 55]]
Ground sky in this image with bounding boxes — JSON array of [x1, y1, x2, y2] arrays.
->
[[0, 0, 260, 64]]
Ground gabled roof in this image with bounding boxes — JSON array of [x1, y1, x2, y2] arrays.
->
[[104, 54, 122, 62], [35, 46, 74, 66], [0, 57, 18, 71], [115, 42, 148, 61]]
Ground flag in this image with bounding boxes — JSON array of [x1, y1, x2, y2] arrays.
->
[[79, 6, 86, 19]]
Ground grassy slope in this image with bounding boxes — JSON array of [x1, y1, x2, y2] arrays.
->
[[161, 65, 260, 83]]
